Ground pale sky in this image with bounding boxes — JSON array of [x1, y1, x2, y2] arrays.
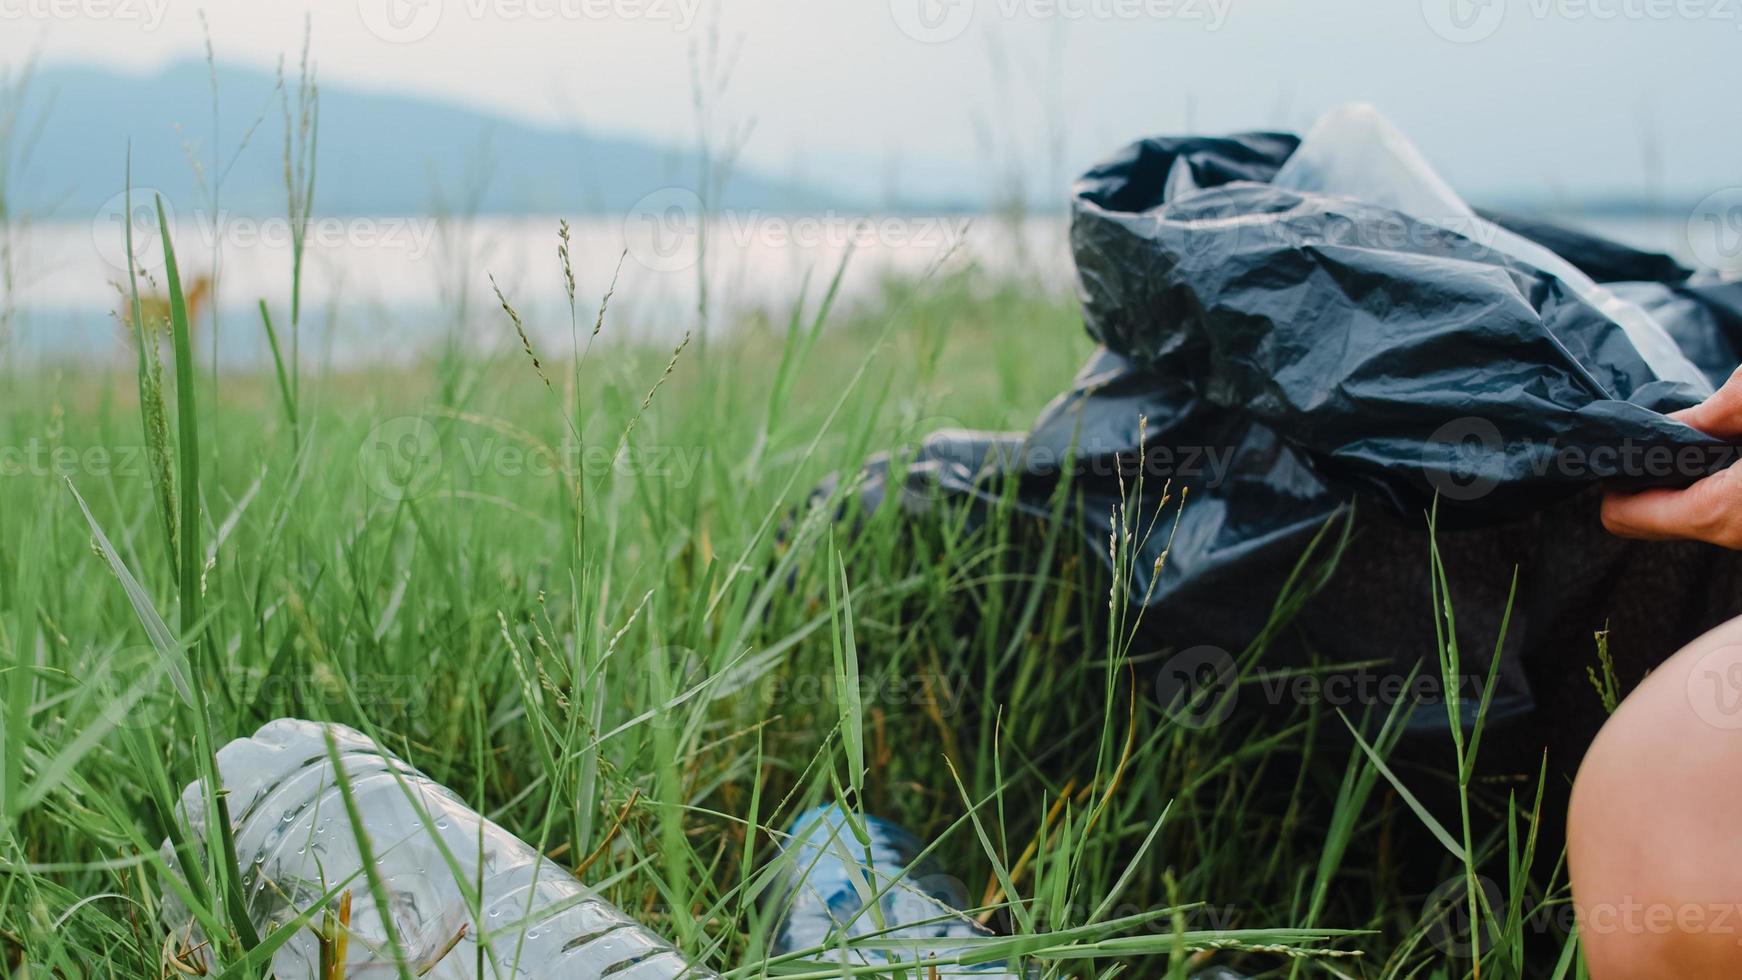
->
[[3, 0, 1739, 203]]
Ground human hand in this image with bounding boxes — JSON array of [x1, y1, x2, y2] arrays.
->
[[1601, 370, 1742, 548]]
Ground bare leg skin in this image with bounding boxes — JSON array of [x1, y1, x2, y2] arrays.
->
[[1570, 614, 1742, 978]]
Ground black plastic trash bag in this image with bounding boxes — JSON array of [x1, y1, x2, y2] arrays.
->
[[833, 105, 1742, 777]]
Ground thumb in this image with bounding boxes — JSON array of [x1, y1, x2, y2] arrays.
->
[[1672, 365, 1742, 439]]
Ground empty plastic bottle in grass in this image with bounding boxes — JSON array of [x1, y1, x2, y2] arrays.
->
[[768, 804, 1029, 977], [769, 806, 1255, 980], [164, 718, 715, 979]]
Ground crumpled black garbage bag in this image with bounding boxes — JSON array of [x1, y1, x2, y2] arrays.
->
[[833, 106, 1742, 771]]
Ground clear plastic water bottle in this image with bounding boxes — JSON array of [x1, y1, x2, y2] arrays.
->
[[768, 804, 1028, 977], [768, 807, 1255, 980], [164, 718, 715, 979]]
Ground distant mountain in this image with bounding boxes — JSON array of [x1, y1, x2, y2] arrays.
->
[[10, 61, 875, 219]]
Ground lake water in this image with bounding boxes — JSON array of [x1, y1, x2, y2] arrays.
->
[[0, 209, 1718, 367], [2, 211, 1073, 367]]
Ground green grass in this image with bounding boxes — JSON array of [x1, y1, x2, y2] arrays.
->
[[0, 246, 1588, 977], [0, 51, 1582, 974]]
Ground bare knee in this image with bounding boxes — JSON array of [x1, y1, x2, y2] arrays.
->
[[1569, 615, 1742, 979]]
